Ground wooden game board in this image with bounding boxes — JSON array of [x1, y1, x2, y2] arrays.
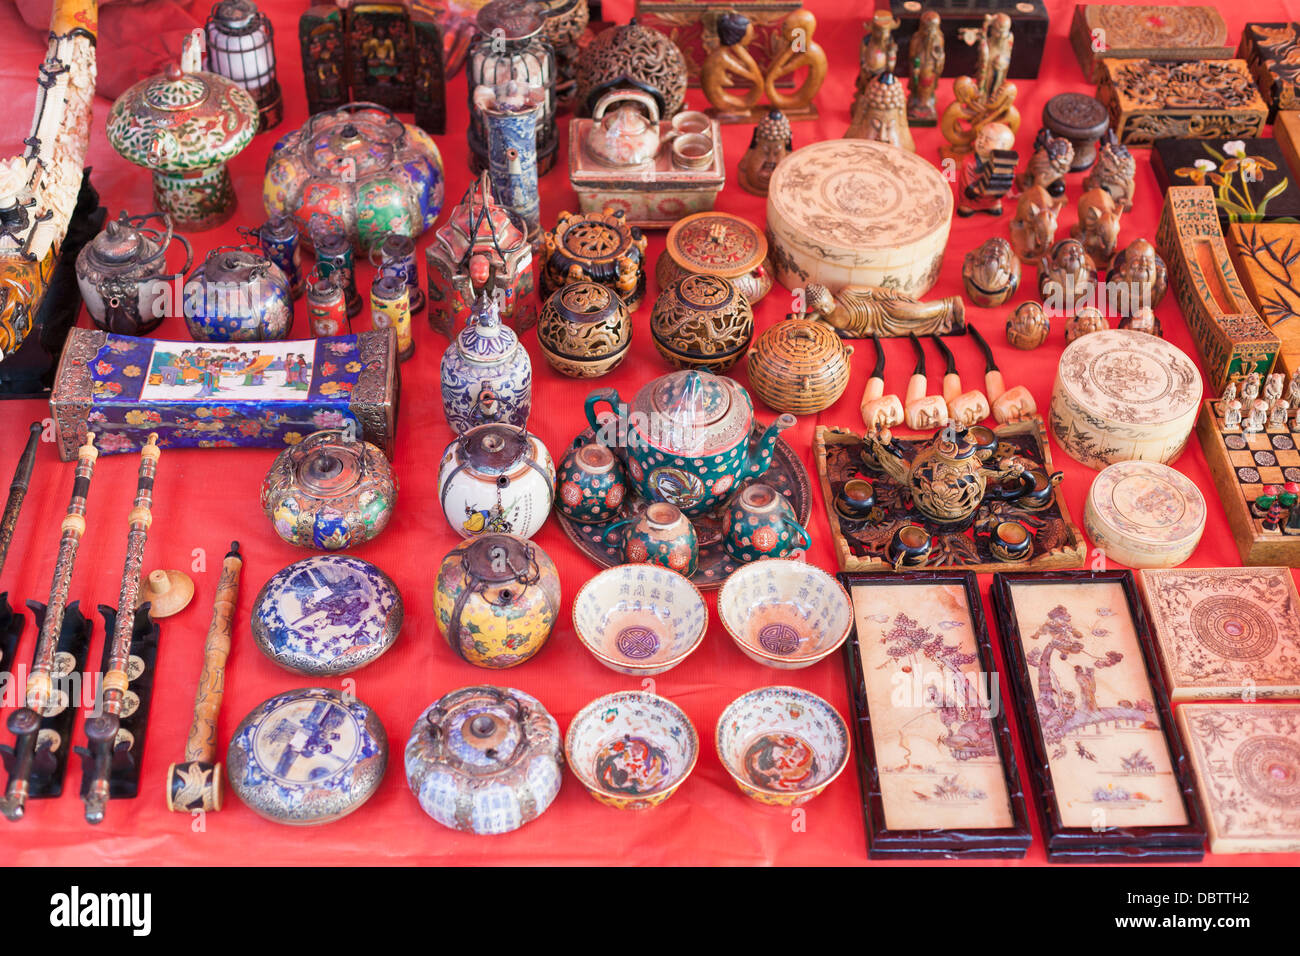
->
[[1195, 398, 1300, 565]]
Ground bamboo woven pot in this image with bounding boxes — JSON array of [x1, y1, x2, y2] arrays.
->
[[747, 317, 855, 415]]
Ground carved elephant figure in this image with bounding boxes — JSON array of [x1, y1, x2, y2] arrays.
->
[[1009, 185, 1059, 264], [1071, 188, 1121, 271]]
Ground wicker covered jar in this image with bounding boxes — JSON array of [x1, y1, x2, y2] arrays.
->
[[747, 316, 855, 415], [537, 281, 631, 377], [650, 273, 753, 373]]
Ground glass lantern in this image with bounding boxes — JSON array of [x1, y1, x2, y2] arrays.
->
[[205, 0, 282, 131]]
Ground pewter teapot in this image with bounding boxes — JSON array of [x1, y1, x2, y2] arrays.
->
[[75, 211, 192, 336], [585, 90, 661, 167]]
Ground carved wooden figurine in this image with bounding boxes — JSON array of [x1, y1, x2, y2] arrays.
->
[[700, 13, 764, 119], [702, 10, 826, 123], [1064, 307, 1108, 343], [1016, 128, 1072, 208], [737, 109, 791, 197], [963, 237, 1020, 307], [1083, 129, 1136, 212], [856, 11, 899, 99], [846, 73, 914, 151], [957, 122, 1017, 217], [1006, 301, 1050, 350], [803, 283, 965, 338], [1009, 185, 1060, 264], [906, 10, 944, 127], [939, 13, 1019, 161], [1106, 238, 1168, 315], [1039, 238, 1096, 313], [765, 11, 828, 117], [1071, 188, 1122, 271]]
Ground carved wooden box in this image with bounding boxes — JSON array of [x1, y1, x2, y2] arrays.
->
[[1228, 223, 1300, 379], [1156, 186, 1277, 393], [1278, 111, 1300, 191], [49, 328, 399, 460], [1096, 58, 1267, 147], [888, 0, 1049, 80], [1070, 5, 1230, 82], [1152, 138, 1300, 226], [633, 0, 799, 86], [1238, 23, 1300, 122]]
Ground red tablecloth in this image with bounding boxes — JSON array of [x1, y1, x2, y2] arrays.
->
[[0, 0, 1295, 866]]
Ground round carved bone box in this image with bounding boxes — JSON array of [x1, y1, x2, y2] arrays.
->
[[765, 139, 952, 296]]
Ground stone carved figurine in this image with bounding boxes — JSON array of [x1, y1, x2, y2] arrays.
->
[[846, 72, 914, 151], [802, 282, 965, 337], [1064, 307, 1108, 343], [1246, 399, 1269, 434], [940, 13, 1019, 161], [1016, 128, 1072, 208], [1006, 301, 1050, 350], [1272, 399, 1291, 428], [957, 122, 1017, 217], [962, 237, 1021, 307], [1242, 371, 1262, 404], [1009, 185, 1060, 264], [1267, 372, 1286, 404], [1289, 373, 1300, 408], [906, 11, 944, 127], [1083, 129, 1136, 212], [738, 109, 792, 197], [1224, 399, 1243, 430]]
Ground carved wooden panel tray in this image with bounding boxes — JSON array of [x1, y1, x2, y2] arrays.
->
[[813, 418, 1086, 574], [557, 425, 810, 590]]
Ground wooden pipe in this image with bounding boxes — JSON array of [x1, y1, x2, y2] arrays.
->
[[166, 541, 242, 814], [859, 335, 903, 436], [968, 323, 1037, 423], [0, 423, 40, 580], [904, 333, 947, 431], [931, 334, 990, 427]]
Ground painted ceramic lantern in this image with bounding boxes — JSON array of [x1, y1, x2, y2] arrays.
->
[[261, 428, 397, 550], [584, 369, 796, 516], [263, 102, 445, 253], [438, 424, 555, 539], [434, 534, 561, 668], [405, 685, 563, 833], [556, 438, 627, 522], [107, 61, 258, 231], [183, 247, 293, 341], [440, 289, 532, 434]]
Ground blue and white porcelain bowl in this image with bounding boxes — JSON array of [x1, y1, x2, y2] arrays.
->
[[572, 564, 707, 676], [717, 559, 852, 669]]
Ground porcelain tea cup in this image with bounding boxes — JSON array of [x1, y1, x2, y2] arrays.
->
[[572, 564, 707, 675], [718, 559, 852, 669]]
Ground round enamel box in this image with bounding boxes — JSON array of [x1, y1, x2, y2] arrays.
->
[[1084, 460, 1206, 568], [226, 687, 388, 825], [251, 555, 404, 675]]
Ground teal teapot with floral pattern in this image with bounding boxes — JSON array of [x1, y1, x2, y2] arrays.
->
[[583, 370, 795, 516]]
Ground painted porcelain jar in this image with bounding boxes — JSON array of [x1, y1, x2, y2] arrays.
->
[[262, 103, 445, 253], [608, 502, 699, 576], [75, 211, 192, 336], [405, 685, 562, 833], [250, 555, 404, 676], [584, 369, 796, 516], [434, 534, 562, 667], [537, 280, 632, 378], [721, 482, 811, 562], [107, 58, 259, 230], [541, 207, 648, 309], [437, 424, 555, 539], [650, 273, 753, 373], [556, 438, 627, 522], [183, 247, 293, 342], [440, 290, 532, 434], [655, 212, 772, 305], [227, 687, 388, 825], [261, 429, 397, 550]]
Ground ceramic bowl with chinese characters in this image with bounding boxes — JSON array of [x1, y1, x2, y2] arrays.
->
[[565, 691, 699, 810], [571, 564, 707, 676], [717, 560, 852, 669], [715, 686, 850, 807]]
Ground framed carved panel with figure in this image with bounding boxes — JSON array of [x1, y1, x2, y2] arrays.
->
[[839, 571, 1031, 858], [991, 570, 1205, 862]]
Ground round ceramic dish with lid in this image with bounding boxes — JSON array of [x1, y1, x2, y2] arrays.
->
[[655, 212, 773, 304], [1050, 329, 1202, 468], [572, 563, 707, 676], [226, 687, 388, 825], [766, 139, 952, 296], [1084, 460, 1206, 568], [717, 560, 853, 669], [715, 686, 850, 806], [251, 555, 403, 676], [565, 690, 699, 810]]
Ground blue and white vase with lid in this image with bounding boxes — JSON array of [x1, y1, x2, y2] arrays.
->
[[440, 287, 533, 434]]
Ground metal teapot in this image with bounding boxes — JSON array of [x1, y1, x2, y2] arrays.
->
[[585, 90, 661, 167], [75, 211, 192, 336]]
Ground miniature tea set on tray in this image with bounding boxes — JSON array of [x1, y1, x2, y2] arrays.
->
[[4, 0, 1300, 861]]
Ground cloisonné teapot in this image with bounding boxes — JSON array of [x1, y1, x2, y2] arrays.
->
[[584, 369, 795, 516]]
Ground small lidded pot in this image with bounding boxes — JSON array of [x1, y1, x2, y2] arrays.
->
[[650, 273, 753, 373], [556, 438, 627, 523], [434, 534, 562, 668], [76, 211, 192, 336], [608, 502, 699, 576], [438, 424, 556, 540], [722, 483, 810, 562], [405, 685, 563, 833], [184, 246, 293, 341], [440, 289, 533, 434], [542, 207, 648, 309], [261, 429, 397, 550], [747, 315, 854, 415], [537, 281, 632, 378], [656, 212, 772, 304]]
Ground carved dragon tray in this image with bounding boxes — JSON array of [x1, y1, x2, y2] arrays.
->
[[557, 425, 811, 589], [814, 417, 1087, 574]]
